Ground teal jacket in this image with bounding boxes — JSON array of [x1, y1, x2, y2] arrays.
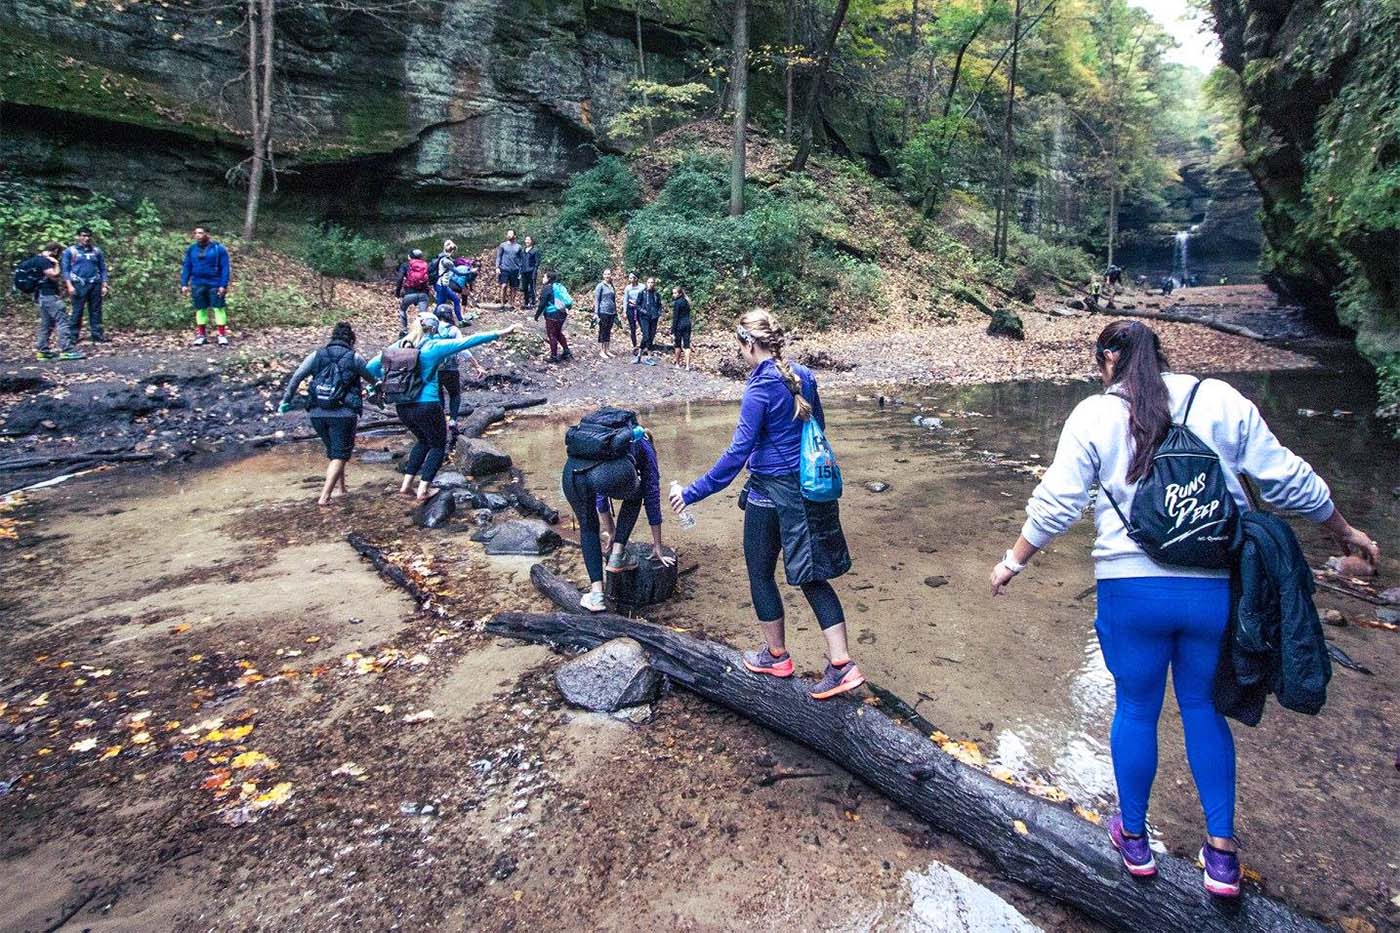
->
[[366, 331, 503, 404]]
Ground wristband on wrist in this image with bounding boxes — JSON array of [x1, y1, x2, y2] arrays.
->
[[999, 549, 1026, 575]]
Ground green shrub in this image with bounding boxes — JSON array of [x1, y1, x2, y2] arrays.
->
[[557, 156, 641, 228], [543, 222, 612, 287], [299, 224, 389, 281], [1377, 354, 1400, 438]]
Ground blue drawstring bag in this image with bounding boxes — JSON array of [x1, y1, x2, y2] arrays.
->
[[800, 417, 842, 502]]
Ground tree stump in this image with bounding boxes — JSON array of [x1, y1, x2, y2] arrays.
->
[[603, 543, 678, 615]]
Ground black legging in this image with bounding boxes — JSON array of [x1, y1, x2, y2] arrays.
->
[[743, 503, 845, 629], [639, 315, 658, 352], [598, 313, 616, 345], [627, 308, 639, 348], [562, 457, 642, 583], [438, 369, 462, 419], [396, 400, 448, 483]]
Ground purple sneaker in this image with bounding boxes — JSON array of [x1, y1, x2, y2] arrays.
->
[[1108, 814, 1156, 877], [1199, 844, 1241, 897]]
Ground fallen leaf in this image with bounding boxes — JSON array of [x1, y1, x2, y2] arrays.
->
[[69, 738, 98, 753], [172, 623, 191, 634], [181, 750, 199, 763], [305, 635, 321, 644], [231, 751, 274, 770], [28, 693, 49, 708], [36, 747, 54, 756], [131, 731, 152, 745], [201, 769, 232, 791], [373, 704, 394, 714], [204, 724, 253, 743], [331, 762, 365, 778], [1073, 806, 1102, 825], [402, 709, 435, 724], [188, 654, 204, 663], [74, 718, 96, 729], [252, 782, 293, 808], [1013, 819, 1029, 836], [100, 745, 122, 760]]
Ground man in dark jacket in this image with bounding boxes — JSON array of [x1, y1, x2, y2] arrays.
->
[[63, 227, 109, 344], [519, 235, 540, 309], [1213, 511, 1332, 726], [180, 226, 232, 346]]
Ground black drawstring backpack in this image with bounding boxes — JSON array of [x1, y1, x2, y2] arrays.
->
[[1100, 379, 1241, 569]]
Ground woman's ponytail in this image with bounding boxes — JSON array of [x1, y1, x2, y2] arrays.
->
[[1095, 320, 1171, 483], [737, 309, 812, 421]]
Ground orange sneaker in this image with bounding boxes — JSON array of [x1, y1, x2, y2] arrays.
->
[[742, 645, 794, 678], [809, 661, 865, 700]]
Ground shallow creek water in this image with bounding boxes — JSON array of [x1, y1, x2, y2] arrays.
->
[[504, 368, 1399, 918]]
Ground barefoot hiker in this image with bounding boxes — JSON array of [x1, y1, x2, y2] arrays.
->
[[366, 313, 518, 501], [277, 322, 376, 506], [180, 226, 231, 346], [989, 320, 1381, 897], [561, 409, 674, 613], [670, 310, 862, 700], [16, 242, 84, 361]]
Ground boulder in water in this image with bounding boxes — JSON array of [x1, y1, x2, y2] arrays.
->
[[986, 308, 1025, 340], [1065, 297, 1087, 311], [433, 470, 468, 488], [414, 492, 456, 529], [455, 437, 511, 476], [472, 508, 494, 527], [472, 519, 561, 555], [554, 638, 659, 712], [357, 449, 396, 464], [864, 481, 891, 493]]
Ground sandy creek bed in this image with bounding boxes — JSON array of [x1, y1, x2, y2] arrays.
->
[[1, 368, 1396, 931]]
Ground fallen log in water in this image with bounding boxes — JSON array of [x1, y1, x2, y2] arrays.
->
[[459, 405, 506, 439], [0, 449, 155, 472], [502, 396, 547, 412], [530, 563, 589, 615], [1088, 306, 1265, 342], [508, 482, 560, 524], [486, 609, 1326, 933]]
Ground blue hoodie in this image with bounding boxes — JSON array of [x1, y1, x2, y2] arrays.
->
[[181, 240, 231, 288], [366, 331, 504, 404], [683, 358, 823, 504]]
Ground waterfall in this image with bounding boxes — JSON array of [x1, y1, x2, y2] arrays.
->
[[1172, 229, 1191, 287]]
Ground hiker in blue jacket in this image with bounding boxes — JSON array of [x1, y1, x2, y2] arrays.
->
[[180, 226, 232, 346], [366, 312, 518, 500], [62, 227, 109, 344], [671, 309, 861, 702]]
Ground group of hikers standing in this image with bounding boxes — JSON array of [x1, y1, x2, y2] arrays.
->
[[590, 269, 693, 368], [15, 225, 235, 359]]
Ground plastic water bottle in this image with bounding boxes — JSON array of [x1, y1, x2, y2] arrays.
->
[[671, 481, 696, 530]]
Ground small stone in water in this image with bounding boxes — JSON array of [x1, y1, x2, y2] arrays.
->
[[923, 575, 949, 588], [1321, 609, 1346, 627], [864, 481, 891, 493]]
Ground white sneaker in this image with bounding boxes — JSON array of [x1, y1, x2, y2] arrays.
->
[[579, 591, 607, 613], [193, 335, 207, 346], [217, 334, 229, 346]]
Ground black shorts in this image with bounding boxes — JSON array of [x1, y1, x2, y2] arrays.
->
[[598, 313, 616, 344], [312, 416, 357, 461], [672, 326, 692, 349], [498, 269, 521, 288]]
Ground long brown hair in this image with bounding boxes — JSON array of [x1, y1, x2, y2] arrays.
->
[[1096, 320, 1171, 483], [737, 309, 811, 421]]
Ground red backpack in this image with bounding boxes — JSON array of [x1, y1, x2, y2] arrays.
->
[[403, 258, 429, 291]]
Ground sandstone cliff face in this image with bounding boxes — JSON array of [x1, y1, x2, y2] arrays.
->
[[1211, 0, 1398, 361], [0, 0, 712, 222]]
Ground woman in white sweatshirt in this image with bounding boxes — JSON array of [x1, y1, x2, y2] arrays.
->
[[989, 320, 1379, 897]]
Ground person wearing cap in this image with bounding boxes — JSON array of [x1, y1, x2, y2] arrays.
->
[[432, 240, 461, 323], [495, 230, 523, 308], [365, 311, 518, 500], [62, 226, 109, 344], [396, 248, 432, 335]]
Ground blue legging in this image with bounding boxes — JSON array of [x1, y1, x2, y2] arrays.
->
[[1095, 576, 1235, 839]]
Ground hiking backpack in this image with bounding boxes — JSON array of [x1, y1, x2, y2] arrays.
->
[[1100, 379, 1241, 569], [449, 266, 470, 290], [12, 259, 48, 295], [565, 407, 638, 462], [379, 342, 423, 405], [403, 258, 430, 291], [309, 344, 359, 410]]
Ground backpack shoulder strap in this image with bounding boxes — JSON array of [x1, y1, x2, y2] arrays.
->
[[1099, 484, 1133, 533], [1180, 378, 1207, 424]]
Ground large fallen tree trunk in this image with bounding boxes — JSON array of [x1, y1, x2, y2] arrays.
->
[[1089, 307, 1265, 342], [459, 405, 506, 439], [487, 609, 1325, 933], [530, 563, 589, 614]]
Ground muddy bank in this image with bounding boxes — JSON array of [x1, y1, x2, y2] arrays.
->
[[0, 445, 1090, 931]]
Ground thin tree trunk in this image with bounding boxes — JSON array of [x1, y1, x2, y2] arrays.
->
[[994, 0, 1022, 261], [730, 0, 749, 216], [242, 0, 273, 241], [635, 0, 654, 142], [789, 0, 852, 172], [903, 0, 919, 138], [784, 0, 796, 141]]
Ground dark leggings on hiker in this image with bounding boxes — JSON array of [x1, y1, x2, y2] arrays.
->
[[561, 457, 642, 584], [396, 400, 448, 483], [438, 369, 462, 420], [743, 504, 844, 629], [598, 313, 616, 345]]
